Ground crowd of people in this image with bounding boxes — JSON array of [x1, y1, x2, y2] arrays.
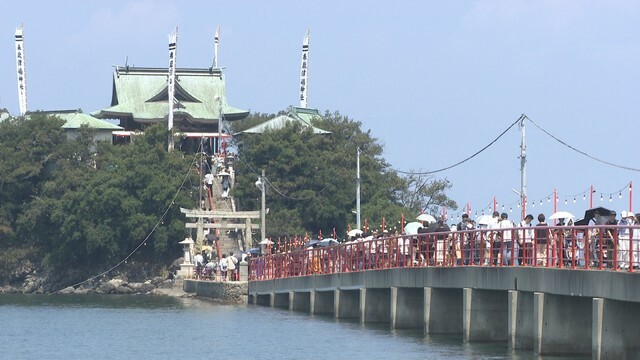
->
[[194, 250, 242, 281], [250, 209, 640, 280]]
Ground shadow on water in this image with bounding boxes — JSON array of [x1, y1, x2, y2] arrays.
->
[[0, 293, 187, 310]]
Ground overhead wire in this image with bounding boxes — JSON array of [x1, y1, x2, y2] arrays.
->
[[52, 148, 201, 294], [388, 115, 524, 175], [525, 115, 640, 172], [235, 153, 328, 201]]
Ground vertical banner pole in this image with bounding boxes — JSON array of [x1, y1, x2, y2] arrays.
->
[[15, 24, 28, 115], [299, 29, 310, 108], [214, 26, 220, 68], [167, 26, 178, 151]]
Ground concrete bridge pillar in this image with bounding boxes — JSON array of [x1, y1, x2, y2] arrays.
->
[[508, 290, 534, 351], [359, 287, 391, 324], [310, 290, 333, 315], [424, 287, 462, 334], [390, 287, 398, 330], [533, 292, 545, 356], [423, 287, 431, 335], [359, 288, 366, 323], [390, 287, 423, 330], [336, 289, 359, 319], [463, 288, 508, 342], [592, 297, 603, 360], [597, 298, 640, 359], [534, 292, 591, 356], [310, 290, 316, 315]]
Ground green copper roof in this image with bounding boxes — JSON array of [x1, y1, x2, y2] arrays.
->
[[32, 110, 123, 130], [91, 67, 248, 124], [236, 106, 330, 135]]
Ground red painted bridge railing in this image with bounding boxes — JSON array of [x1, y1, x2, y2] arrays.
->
[[249, 224, 640, 281]]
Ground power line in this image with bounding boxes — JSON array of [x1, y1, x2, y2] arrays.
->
[[235, 154, 328, 201], [371, 115, 523, 176], [525, 115, 640, 172], [52, 149, 200, 294]]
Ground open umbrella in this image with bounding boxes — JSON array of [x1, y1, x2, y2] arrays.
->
[[259, 238, 273, 245], [303, 239, 320, 248], [318, 238, 340, 247], [477, 214, 498, 226], [416, 214, 437, 223], [218, 170, 230, 176], [245, 247, 261, 256], [575, 207, 612, 226], [548, 211, 575, 220], [404, 221, 424, 235], [347, 229, 363, 237]]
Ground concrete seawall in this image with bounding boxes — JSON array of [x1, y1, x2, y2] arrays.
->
[[183, 280, 248, 304], [249, 267, 640, 359]]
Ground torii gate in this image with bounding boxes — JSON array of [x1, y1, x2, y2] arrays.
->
[[180, 208, 260, 254]]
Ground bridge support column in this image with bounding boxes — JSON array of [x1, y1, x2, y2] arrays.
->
[[289, 291, 294, 311], [390, 287, 397, 329], [463, 288, 471, 342], [463, 288, 507, 342], [508, 290, 517, 349], [269, 292, 275, 307], [310, 290, 316, 315], [598, 298, 640, 359], [534, 292, 591, 356], [424, 287, 462, 334], [334, 289, 340, 319], [533, 292, 544, 356], [423, 287, 431, 334], [359, 288, 366, 323], [592, 297, 603, 360], [390, 287, 423, 329], [336, 289, 359, 319], [508, 289, 533, 350]]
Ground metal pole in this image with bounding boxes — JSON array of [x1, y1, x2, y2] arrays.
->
[[356, 147, 361, 230], [630, 181, 633, 213], [553, 188, 558, 224], [590, 185, 594, 208], [520, 115, 527, 221], [261, 169, 266, 242]]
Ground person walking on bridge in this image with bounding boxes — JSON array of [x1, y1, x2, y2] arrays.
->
[[518, 214, 534, 266], [498, 213, 516, 265]]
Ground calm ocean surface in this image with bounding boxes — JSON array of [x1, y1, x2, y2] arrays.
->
[[0, 294, 587, 360]]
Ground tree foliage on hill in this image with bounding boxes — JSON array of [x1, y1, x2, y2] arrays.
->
[[0, 110, 457, 285], [231, 111, 457, 239], [0, 114, 195, 282]]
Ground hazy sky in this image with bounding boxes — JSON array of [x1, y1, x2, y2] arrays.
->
[[1, 0, 639, 222]]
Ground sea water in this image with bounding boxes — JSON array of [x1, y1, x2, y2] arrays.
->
[[0, 294, 588, 359]]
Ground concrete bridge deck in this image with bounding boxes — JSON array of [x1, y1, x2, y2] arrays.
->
[[248, 267, 640, 359]]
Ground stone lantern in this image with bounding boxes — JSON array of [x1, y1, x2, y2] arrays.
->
[[177, 237, 195, 278]]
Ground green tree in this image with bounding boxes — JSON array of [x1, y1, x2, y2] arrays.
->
[[14, 122, 195, 276], [231, 110, 456, 240]]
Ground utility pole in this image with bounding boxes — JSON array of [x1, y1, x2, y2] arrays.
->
[[356, 147, 361, 230], [519, 114, 527, 221], [260, 169, 266, 241]]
